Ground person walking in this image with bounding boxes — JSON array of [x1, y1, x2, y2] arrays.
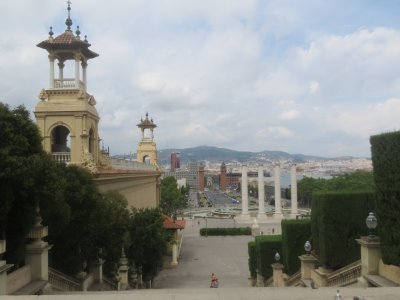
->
[[210, 273, 219, 288]]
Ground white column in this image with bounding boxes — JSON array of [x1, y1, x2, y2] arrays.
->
[[274, 165, 283, 218], [82, 61, 87, 90], [257, 166, 267, 220], [49, 55, 55, 88], [75, 54, 80, 88], [291, 164, 298, 217], [58, 61, 64, 80], [240, 165, 250, 221]]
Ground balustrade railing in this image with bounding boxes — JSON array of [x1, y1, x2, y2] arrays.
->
[[52, 152, 71, 163], [326, 260, 361, 287], [53, 79, 85, 90], [103, 276, 118, 290], [285, 270, 301, 286], [48, 267, 81, 291], [110, 158, 157, 171]]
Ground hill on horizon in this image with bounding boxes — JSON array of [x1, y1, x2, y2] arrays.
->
[[156, 145, 333, 165]]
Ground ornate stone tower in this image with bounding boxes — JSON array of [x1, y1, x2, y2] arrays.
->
[[34, 2, 100, 169], [136, 113, 159, 166], [198, 163, 205, 192], [220, 162, 227, 192]]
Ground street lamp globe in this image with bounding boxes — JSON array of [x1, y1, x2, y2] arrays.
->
[[275, 252, 280, 262], [366, 212, 377, 237], [304, 241, 312, 255]]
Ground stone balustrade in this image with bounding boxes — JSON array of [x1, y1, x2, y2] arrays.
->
[[51, 152, 71, 163], [110, 158, 156, 171], [326, 260, 361, 287], [48, 267, 81, 292], [285, 270, 301, 286], [53, 79, 85, 90]]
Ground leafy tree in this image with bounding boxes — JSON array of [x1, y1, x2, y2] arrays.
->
[[297, 170, 374, 207], [0, 103, 44, 265], [160, 176, 187, 215], [127, 208, 171, 281], [42, 166, 130, 277], [0, 103, 131, 275]]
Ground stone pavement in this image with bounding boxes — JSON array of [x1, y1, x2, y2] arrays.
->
[[153, 218, 253, 288]]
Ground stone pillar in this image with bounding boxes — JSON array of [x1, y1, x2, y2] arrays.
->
[[0, 240, 14, 295], [25, 207, 52, 281], [240, 165, 250, 221], [299, 254, 318, 280], [82, 61, 87, 90], [91, 258, 104, 286], [272, 262, 285, 287], [257, 166, 267, 221], [118, 248, 129, 290], [171, 231, 179, 266], [274, 165, 283, 218], [251, 218, 260, 237], [356, 236, 381, 276], [58, 61, 64, 80], [49, 55, 55, 88], [74, 54, 80, 88], [290, 164, 298, 217], [171, 243, 178, 266]]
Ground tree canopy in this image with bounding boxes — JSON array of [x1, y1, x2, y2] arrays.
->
[[297, 170, 375, 207], [160, 176, 187, 215], [0, 103, 44, 265], [127, 208, 172, 281]]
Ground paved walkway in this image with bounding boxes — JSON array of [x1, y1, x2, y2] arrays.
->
[[153, 218, 253, 288]]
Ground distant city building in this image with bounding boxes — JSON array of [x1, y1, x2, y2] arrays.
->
[[170, 152, 180, 172], [163, 161, 200, 190], [220, 162, 227, 192]]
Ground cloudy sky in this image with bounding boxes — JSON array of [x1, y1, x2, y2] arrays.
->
[[1, 0, 400, 157]]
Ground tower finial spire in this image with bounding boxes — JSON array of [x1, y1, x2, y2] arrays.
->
[[65, 0, 73, 31]]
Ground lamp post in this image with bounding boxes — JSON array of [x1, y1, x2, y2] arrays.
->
[[304, 241, 312, 255], [366, 212, 377, 238], [275, 252, 280, 262]]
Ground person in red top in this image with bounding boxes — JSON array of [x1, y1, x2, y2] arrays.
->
[[210, 273, 219, 288]]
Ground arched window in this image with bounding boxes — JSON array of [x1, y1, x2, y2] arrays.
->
[[89, 128, 95, 154], [51, 125, 70, 152], [143, 155, 151, 165]]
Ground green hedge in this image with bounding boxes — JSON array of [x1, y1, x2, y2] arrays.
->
[[199, 227, 251, 236], [370, 131, 400, 265], [248, 241, 257, 278], [281, 219, 311, 275], [255, 235, 282, 278], [311, 191, 375, 269]]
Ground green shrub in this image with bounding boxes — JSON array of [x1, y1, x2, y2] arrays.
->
[[255, 235, 282, 278], [248, 241, 257, 278], [371, 131, 400, 265], [199, 227, 251, 236], [311, 191, 375, 269], [281, 219, 311, 275]]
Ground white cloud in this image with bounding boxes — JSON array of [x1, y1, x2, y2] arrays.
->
[[309, 80, 319, 94], [256, 127, 294, 139], [2, 1, 400, 157], [279, 110, 301, 120], [335, 98, 400, 137]]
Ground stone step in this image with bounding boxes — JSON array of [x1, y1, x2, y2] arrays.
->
[[364, 274, 399, 287]]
